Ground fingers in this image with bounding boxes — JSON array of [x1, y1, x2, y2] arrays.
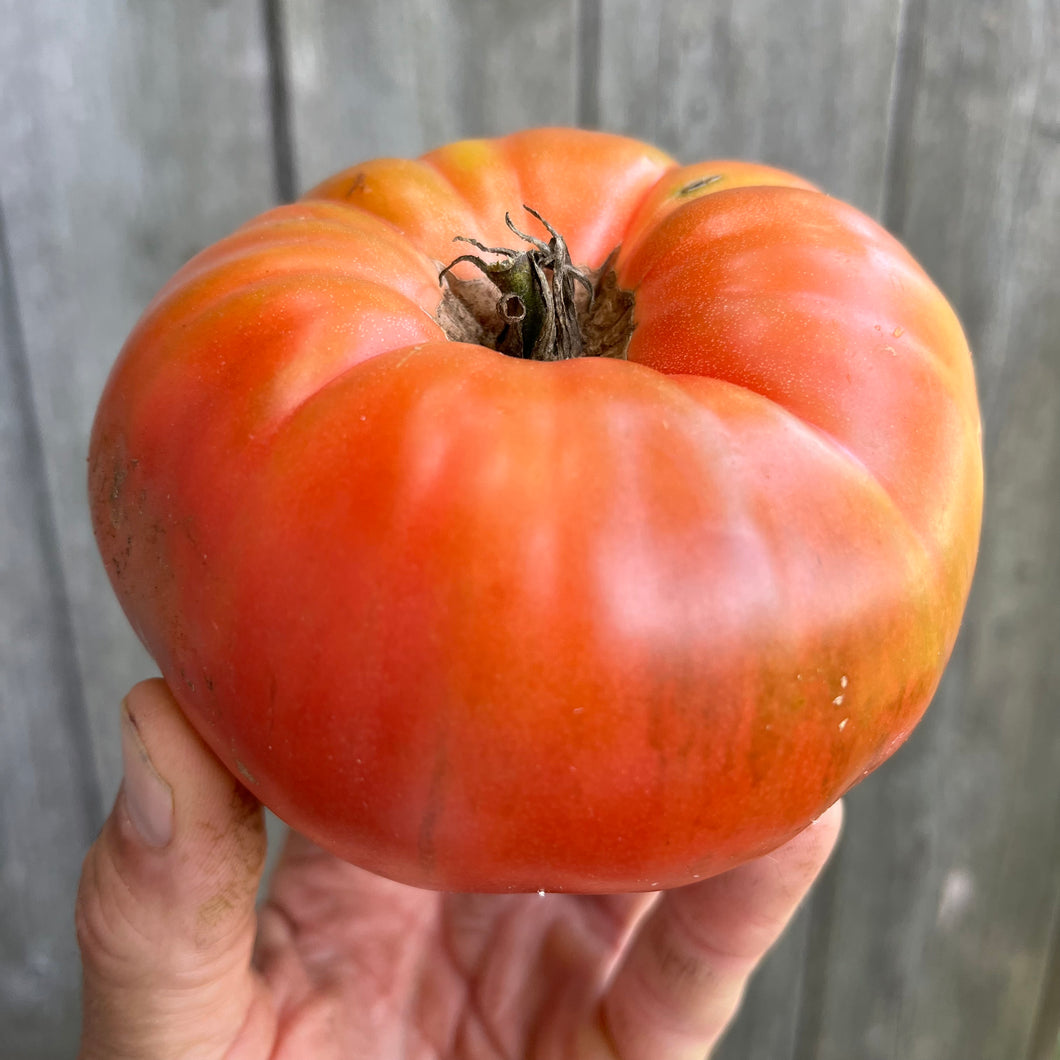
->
[[593, 803, 844, 1060], [76, 679, 274, 1059]]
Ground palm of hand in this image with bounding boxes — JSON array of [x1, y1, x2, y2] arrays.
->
[[250, 816, 840, 1060], [257, 834, 653, 1058]]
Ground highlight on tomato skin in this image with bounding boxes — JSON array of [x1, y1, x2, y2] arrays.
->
[[88, 127, 983, 894]]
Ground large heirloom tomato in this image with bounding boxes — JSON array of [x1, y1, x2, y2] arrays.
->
[[90, 129, 982, 892]]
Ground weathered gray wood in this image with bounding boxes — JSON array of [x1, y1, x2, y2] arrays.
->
[[1029, 898, 1060, 1060], [0, 4, 279, 1051], [596, 0, 903, 213], [283, 0, 580, 187], [802, 2, 1060, 1058], [0, 0, 278, 807], [0, 205, 100, 1058], [0, 8, 282, 1047], [0, 0, 1058, 1056]]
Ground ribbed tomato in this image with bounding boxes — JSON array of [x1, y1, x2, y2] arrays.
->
[[89, 128, 982, 892]]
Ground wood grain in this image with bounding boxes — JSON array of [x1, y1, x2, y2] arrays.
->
[[803, 1, 1060, 1057], [0, 1, 1057, 1056], [282, 0, 580, 188], [0, 204, 100, 1059], [0, 5, 277, 1050], [596, 0, 902, 212], [0, 0, 278, 803]]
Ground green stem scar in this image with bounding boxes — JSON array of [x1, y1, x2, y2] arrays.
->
[[438, 206, 636, 363]]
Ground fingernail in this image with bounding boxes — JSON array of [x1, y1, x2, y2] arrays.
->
[[120, 699, 174, 847]]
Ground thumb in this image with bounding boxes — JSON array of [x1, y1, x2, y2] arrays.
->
[[76, 678, 274, 1059]]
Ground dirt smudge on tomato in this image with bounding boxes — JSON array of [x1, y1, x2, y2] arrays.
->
[[108, 461, 127, 529], [344, 171, 367, 199], [105, 451, 138, 531]]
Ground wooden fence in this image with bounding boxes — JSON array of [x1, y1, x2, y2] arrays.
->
[[1, 1, 1058, 1057]]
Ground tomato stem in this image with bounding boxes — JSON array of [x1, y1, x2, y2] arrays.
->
[[438, 207, 634, 362]]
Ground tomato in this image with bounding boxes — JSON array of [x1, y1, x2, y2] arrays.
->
[[89, 128, 982, 892]]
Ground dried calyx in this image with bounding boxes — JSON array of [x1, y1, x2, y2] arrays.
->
[[437, 206, 636, 362]]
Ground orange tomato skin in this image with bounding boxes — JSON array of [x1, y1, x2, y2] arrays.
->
[[90, 129, 982, 892]]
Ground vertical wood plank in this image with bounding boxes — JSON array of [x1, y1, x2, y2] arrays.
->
[[1, 2, 1053, 1056], [0, 205, 99, 1059], [1, 3, 279, 1047], [800, 2, 1060, 1058], [1029, 896, 1060, 1060], [0, 0, 278, 805], [282, 0, 580, 188], [596, 0, 902, 212]]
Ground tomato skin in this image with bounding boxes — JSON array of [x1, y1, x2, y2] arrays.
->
[[89, 129, 982, 892]]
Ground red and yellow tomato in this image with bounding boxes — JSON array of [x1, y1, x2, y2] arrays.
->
[[89, 129, 982, 892]]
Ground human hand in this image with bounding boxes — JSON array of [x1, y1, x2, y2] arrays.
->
[[76, 678, 842, 1059]]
